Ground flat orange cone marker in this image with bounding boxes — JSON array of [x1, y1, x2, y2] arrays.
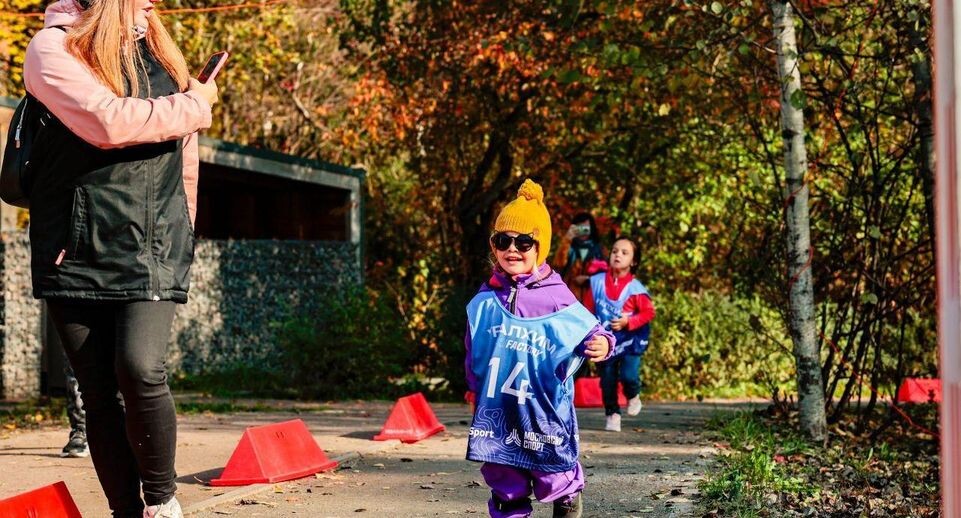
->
[[210, 419, 338, 486], [0, 481, 82, 518], [373, 392, 445, 443]]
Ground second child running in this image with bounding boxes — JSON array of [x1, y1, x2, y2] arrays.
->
[[585, 236, 656, 432]]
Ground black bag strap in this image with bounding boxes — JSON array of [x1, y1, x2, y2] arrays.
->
[[21, 26, 67, 128]]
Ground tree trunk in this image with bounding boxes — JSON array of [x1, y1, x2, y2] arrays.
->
[[454, 93, 533, 286], [456, 137, 517, 286], [768, 0, 827, 441], [907, 6, 936, 252]]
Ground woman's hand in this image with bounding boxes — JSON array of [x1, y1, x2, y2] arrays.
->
[[188, 78, 220, 106], [584, 335, 610, 362], [610, 315, 629, 331]]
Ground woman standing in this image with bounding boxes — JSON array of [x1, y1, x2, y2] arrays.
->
[[553, 212, 606, 306], [23, 0, 218, 516]]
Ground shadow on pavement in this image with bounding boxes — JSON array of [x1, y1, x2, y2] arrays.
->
[[339, 430, 378, 440], [177, 468, 224, 485]]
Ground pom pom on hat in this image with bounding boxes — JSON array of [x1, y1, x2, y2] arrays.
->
[[493, 179, 552, 266], [516, 179, 543, 202]]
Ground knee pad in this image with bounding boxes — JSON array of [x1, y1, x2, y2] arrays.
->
[[491, 493, 532, 513]]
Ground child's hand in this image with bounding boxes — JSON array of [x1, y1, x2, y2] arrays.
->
[[610, 315, 629, 331], [584, 335, 610, 362], [465, 391, 476, 414]]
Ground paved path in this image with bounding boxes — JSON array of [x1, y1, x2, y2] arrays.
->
[[0, 400, 749, 517]]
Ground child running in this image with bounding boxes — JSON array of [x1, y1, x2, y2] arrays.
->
[[464, 179, 614, 518], [585, 236, 656, 432]]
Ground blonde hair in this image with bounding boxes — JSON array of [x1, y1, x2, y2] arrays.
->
[[65, 0, 189, 97]]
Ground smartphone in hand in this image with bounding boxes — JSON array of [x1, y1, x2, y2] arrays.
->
[[197, 51, 229, 83]]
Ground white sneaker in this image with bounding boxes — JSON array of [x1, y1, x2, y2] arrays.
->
[[144, 497, 183, 518], [627, 395, 643, 416], [605, 413, 622, 432]]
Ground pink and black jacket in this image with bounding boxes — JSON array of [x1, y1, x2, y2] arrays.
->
[[23, 0, 211, 302]]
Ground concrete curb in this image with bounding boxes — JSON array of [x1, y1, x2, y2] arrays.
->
[[182, 439, 404, 516]]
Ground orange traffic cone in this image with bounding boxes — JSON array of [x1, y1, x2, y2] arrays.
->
[[897, 378, 942, 403], [573, 377, 627, 408], [373, 392, 445, 443], [210, 419, 338, 486], [0, 481, 81, 518]]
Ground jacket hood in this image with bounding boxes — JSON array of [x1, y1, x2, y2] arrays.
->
[[43, 1, 150, 44], [44, 0, 82, 29]]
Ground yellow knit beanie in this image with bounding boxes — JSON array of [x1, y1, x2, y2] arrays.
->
[[493, 179, 552, 266]]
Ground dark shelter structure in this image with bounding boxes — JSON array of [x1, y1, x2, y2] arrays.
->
[[0, 97, 364, 399]]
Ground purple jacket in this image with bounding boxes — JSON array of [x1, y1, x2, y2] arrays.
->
[[464, 263, 615, 394]]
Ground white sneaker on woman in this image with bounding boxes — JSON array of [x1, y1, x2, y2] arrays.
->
[[605, 413, 622, 432], [627, 395, 643, 416], [144, 497, 183, 518]]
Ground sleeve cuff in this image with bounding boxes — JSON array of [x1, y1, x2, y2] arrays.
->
[[184, 91, 213, 128]]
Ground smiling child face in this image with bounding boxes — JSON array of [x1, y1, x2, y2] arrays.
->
[[492, 232, 538, 277]]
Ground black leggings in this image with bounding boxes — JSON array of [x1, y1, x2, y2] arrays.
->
[[47, 300, 178, 517]]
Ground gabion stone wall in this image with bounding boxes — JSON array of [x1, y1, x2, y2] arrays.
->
[[0, 233, 359, 399], [169, 240, 361, 374], [0, 232, 42, 400]]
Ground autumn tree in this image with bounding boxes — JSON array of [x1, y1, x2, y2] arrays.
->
[[672, 0, 937, 433], [0, 0, 938, 416], [0, 0, 45, 96], [769, 0, 826, 441]]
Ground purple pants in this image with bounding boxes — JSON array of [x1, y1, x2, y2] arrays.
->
[[481, 462, 585, 518]]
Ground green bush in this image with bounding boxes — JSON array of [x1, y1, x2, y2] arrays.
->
[[427, 286, 475, 401], [275, 285, 420, 399], [643, 290, 794, 400], [170, 362, 290, 398]]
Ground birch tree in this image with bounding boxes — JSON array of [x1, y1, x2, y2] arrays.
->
[[768, 0, 827, 441]]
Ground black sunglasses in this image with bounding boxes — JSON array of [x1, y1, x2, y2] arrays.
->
[[490, 233, 537, 253]]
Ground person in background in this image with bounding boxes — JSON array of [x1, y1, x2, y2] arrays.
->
[[61, 357, 88, 458], [584, 236, 656, 432], [553, 212, 606, 306]]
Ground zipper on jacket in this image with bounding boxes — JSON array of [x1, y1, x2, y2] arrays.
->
[[507, 285, 517, 314], [145, 165, 160, 300]]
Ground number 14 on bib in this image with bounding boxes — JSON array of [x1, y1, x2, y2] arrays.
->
[[486, 358, 534, 404]]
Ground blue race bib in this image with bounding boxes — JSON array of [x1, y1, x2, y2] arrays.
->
[[465, 292, 598, 472], [589, 273, 651, 356]]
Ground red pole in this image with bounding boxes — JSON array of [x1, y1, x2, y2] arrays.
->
[[933, 0, 961, 514]]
